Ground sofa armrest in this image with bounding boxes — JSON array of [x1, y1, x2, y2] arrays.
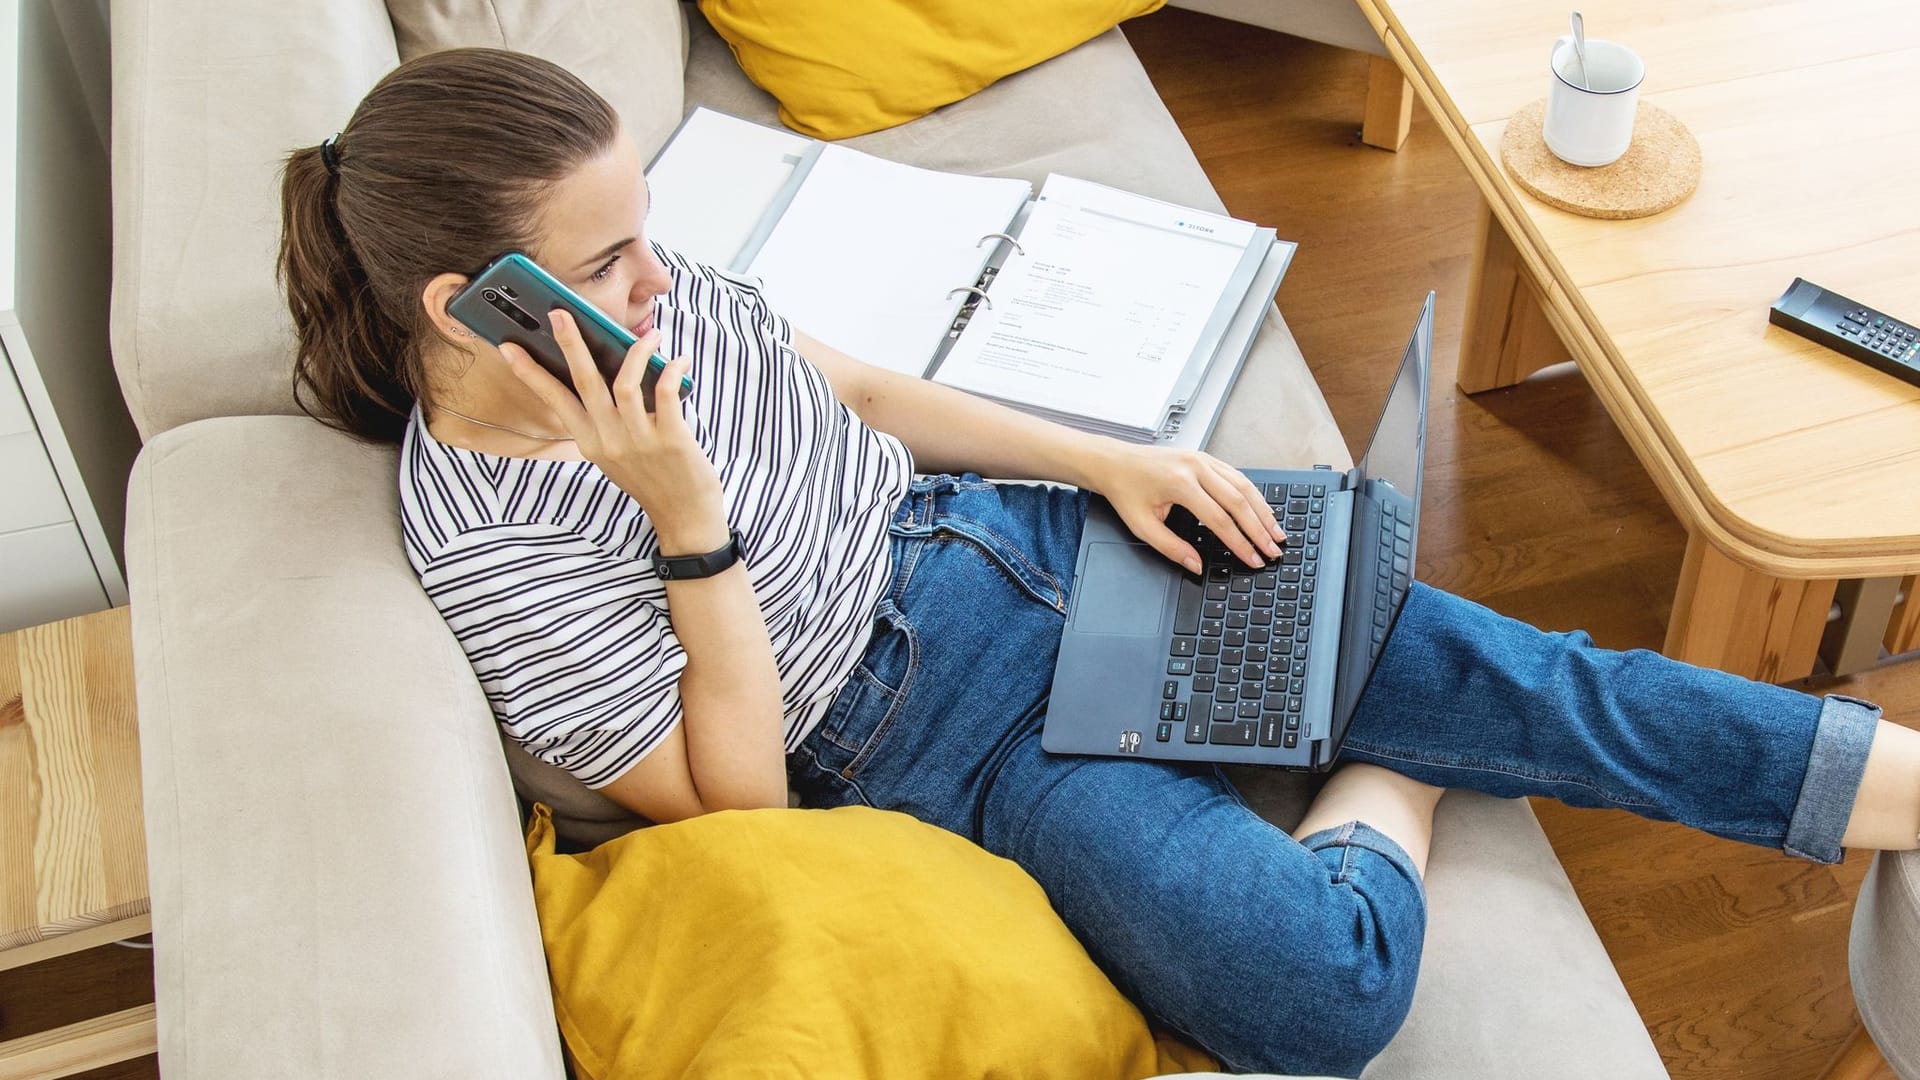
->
[[128, 415, 564, 1080], [1851, 848, 1920, 1078]]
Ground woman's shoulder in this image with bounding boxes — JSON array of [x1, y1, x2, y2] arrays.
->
[[399, 403, 643, 571], [655, 242, 791, 341]]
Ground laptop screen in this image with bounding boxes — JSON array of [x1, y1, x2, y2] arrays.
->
[[1330, 294, 1434, 735]]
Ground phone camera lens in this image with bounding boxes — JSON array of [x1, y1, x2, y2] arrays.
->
[[482, 288, 500, 303]]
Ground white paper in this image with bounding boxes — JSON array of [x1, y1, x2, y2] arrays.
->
[[745, 145, 1031, 376], [644, 108, 810, 268], [933, 175, 1258, 430]]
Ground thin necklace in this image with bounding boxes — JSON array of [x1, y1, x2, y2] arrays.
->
[[435, 405, 572, 442]]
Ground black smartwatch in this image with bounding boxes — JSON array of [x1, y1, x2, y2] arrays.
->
[[652, 528, 745, 581]]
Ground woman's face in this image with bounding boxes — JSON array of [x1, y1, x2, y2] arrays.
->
[[524, 129, 674, 339]]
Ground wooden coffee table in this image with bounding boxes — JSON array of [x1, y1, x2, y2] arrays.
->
[[0, 606, 154, 1079], [1354, 0, 1920, 681]]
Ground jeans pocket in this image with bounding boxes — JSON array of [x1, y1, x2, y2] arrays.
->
[[813, 601, 918, 783]]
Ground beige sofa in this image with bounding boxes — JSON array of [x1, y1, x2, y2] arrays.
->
[[114, 1, 1681, 1076]]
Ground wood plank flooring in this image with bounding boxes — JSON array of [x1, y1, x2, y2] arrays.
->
[[1127, 8, 1918, 1080], [3, 11, 1914, 1079]]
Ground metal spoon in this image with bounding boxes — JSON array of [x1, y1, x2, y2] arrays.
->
[[1570, 11, 1592, 91]]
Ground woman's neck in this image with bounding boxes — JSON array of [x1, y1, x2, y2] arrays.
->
[[422, 343, 584, 460]]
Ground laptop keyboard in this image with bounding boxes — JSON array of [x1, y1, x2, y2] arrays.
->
[[1370, 500, 1415, 661], [1157, 482, 1326, 752]]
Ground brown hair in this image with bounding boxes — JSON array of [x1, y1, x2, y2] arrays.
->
[[278, 48, 622, 443]]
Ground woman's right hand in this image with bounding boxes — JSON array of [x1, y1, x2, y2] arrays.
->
[[501, 309, 728, 555]]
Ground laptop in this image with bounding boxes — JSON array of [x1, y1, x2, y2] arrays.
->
[[1043, 293, 1434, 770]]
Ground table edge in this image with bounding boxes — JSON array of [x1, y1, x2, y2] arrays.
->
[[1354, 0, 1920, 580]]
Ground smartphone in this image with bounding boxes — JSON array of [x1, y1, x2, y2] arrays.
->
[[447, 251, 692, 411]]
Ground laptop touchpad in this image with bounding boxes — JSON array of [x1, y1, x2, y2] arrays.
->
[[1072, 542, 1171, 636]]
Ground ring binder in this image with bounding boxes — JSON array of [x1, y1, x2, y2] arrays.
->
[[946, 285, 993, 308], [976, 231, 1025, 256]]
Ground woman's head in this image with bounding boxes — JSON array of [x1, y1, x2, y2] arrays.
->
[[279, 47, 669, 443]]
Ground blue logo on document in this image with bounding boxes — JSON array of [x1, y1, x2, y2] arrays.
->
[[1175, 220, 1216, 235]]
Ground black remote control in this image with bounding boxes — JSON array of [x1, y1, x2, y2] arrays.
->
[[1768, 278, 1920, 390]]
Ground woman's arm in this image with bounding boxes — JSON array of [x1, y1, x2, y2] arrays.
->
[[795, 331, 1287, 572], [599, 553, 787, 824], [793, 331, 1110, 489], [506, 314, 787, 824]]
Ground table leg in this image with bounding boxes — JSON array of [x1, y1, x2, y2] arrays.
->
[[1887, 575, 1920, 655], [0, 1004, 155, 1080], [1459, 203, 1568, 394], [1664, 532, 1836, 683], [1819, 579, 1900, 677], [1361, 56, 1412, 150]]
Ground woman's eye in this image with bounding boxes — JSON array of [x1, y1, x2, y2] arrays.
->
[[590, 254, 621, 282]]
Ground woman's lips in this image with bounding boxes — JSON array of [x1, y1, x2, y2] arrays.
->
[[628, 309, 654, 337]]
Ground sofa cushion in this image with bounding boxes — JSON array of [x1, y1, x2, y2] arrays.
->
[[110, 0, 403, 440], [525, 802, 1217, 1079], [126, 415, 566, 1077], [686, 11, 1222, 210], [1167, 0, 1388, 57], [1851, 849, 1920, 1078], [109, 0, 693, 441], [697, 0, 1164, 139], [386, 0, 689, 161]]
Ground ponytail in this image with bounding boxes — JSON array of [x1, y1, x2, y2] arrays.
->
[[278, 145, 418, 443], [274, 49, 624, 444]]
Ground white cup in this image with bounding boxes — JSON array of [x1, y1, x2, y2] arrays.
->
[[1543, 36, 1645, 167]]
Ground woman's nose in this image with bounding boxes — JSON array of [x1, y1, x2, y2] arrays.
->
[[635, 249, 672, 298]]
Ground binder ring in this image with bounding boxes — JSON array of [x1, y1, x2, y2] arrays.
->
[[976, 232, 1025, 256], [947, 286, 992, 309]]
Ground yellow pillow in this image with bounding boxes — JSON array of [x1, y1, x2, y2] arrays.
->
[[697, 0, 1166, 139], [526, 803, 1215, 1079]]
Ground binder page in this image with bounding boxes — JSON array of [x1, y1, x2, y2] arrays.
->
[[933, 175, 1258, 430], [645, 108, 810, 268], [745, 145, 1031, 377]]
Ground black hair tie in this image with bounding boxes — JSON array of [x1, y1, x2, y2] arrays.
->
[[320, 133, 342, 177]]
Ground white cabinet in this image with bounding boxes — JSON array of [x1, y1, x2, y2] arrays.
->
[[0, 345, 111, 632], [0, 427, 74, 533], [0, 521, 107, 630], [0, 0, 132, 632]]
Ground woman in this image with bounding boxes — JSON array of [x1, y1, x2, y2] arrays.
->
[[279, 49, 1919, 1077]]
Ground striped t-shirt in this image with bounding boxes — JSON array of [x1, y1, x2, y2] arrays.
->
[[398, 245, 913, 788]]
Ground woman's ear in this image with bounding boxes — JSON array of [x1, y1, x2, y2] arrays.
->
[[421, 272, 472, 339]]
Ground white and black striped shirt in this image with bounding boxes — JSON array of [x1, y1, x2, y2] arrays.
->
[[399, 246, 913, 788]]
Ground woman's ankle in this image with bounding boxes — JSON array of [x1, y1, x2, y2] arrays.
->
[[1839, 720, 1920, 852]]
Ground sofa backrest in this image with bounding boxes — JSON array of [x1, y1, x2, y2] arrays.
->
[[109, 0, 689, 441]]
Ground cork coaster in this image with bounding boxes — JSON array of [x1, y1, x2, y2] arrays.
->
[[1499, 98, 1702, 220]]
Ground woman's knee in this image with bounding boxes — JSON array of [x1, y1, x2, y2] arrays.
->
[[1208, 837, 1427, 1075]]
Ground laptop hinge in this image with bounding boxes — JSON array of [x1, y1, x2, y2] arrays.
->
[[1308, 464, 1363, 492]]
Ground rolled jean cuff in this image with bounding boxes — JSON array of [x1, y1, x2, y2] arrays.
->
[[1299, 821, 1427, 901], [1784, 694, 1881, 864]]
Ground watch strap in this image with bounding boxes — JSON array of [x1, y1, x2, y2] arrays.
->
[[652, 528, 745, 581]]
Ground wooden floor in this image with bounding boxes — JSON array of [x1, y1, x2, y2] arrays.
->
[[3, 11, 1915, 1080], [1128, 8, 1917, 1080]]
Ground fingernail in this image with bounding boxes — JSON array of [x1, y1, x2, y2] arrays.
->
[[1185, 556, 1202, 574]]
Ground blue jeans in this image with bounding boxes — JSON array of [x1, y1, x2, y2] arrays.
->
[[786, 475, 1881, 1077]]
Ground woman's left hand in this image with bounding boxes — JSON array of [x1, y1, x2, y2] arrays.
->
[[1084, 443, 1286, 574]]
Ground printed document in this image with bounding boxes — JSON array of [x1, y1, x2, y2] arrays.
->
[[932, 176, 1258, 431], [743, 145, 1031, 376]]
